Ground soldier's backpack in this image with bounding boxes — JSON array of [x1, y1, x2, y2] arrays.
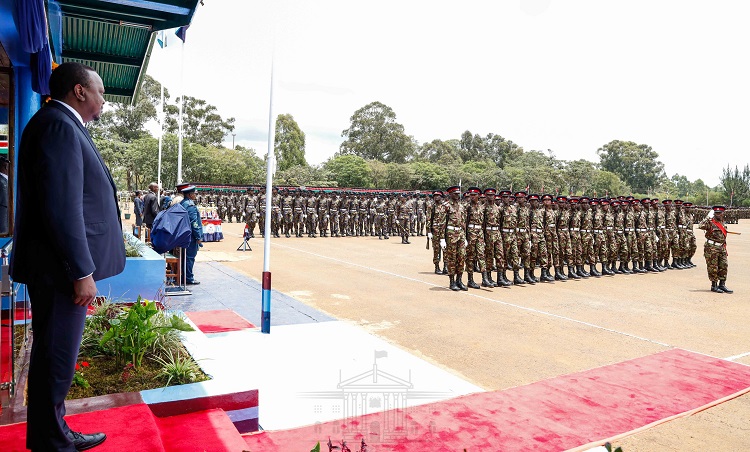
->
[[150, 202, 191, 254]]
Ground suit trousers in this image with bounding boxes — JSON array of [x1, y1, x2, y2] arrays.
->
[[26, 281, 87, 452]]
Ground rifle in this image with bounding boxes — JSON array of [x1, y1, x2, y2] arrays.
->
[[728, 231, 742, 235], [426, 234, 430, 250]]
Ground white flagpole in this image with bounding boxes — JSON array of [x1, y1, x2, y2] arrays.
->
[[261, 54, 275, 334], [177, 36, 185, 184], [157, 80, 164, 189]]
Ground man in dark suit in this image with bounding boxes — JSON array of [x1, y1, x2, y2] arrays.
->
[[143, 182, 160, 229], [11, 62, 125, 451]]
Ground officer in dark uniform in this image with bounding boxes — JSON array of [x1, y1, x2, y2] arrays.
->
[[178, 183, 203, 285]]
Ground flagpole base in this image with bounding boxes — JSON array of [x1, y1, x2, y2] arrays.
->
[[261, 271, 271, 333]]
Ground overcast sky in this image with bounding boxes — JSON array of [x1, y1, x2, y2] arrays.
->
[[146, 0, 750, 187]]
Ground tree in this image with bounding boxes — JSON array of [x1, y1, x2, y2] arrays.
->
[[459, 130, 523, 167], [340, 101, 415, 163], [591, 170, 628, 197], [274, 113, 307, 171], [89, 75, 165, 143], [418, 139, 462, 165], [597, 140, 665, 193], [165, 95, 235, 147], [720, 164, 750, 206], [324, 155, 372, 188], [562, 159, 597, 195], [410, 161, 451, 190]]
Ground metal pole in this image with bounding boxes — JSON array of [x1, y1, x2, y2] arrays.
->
[[261, 56, 275, 334], [177, 39, 185, 183], [157, 81, 164, 189]]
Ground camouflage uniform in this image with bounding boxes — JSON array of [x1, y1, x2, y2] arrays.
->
[[557, 200, 575, 277], [306, 193, 319, 237], [501, 195, 523, 284], [375, 197, 389, 240], [426, 195, 444, 265], [483, 194, 506, 285], [318, 193, 331, 237], [528, 200, 548, 282], [396, 196, 413, 244], [330, 194, 341, 237], [281, 192, 294, 237], [698, 212, 730, 291], [464, 193, 487, 287], [436, 193, 468, 290]]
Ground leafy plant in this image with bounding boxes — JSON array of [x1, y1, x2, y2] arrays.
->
[[605, 443, 623, 452], [152, 350, 201, 386], [123, 232, 148, 257], [72, 361, 91, 389], [99, 296, 194, 368]]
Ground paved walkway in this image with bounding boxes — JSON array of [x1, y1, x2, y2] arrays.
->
[[165, 261, 334, 327]]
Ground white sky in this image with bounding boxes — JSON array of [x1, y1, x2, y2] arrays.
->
[[146, 0, 750, 187]]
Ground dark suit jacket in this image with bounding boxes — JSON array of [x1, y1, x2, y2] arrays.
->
[[143, 191, 159, 226], [10, 101, 125, 289]]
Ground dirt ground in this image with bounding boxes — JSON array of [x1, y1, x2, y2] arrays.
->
[[196, 220, 750, 451]]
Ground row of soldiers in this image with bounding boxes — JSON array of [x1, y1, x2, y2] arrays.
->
[[427, 186, 708, 291], [198, 187, 431, 241]]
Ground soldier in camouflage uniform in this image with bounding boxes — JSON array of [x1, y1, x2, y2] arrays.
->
[[591, 200, 610, 275], [528, 194, 551, 282], [484, 188, 510, 286], [635, 199, 657, 272], [395, 194, 412, 244], [674, 200, 689, 268], [416, 195, 426, 236], [580, 197, 601, 277], [501, 191, 524, 285], [464, 187, 490, 288], [515, 192, 536, 284], [348, 193, 359, 237], [375, 194, 389, 240], [258, 187, 267, 237], [541, 194, 565, 281], [281, 189, 294, 238], [437, 186, 468, 291], [698, 206, 732, 294], [329, 192, 341, 237], [318, 191, 331, 237], [339, 193, 350, 237], [683, 202, 697, 267], [600, 199, 617, 275], [270, 187, 282, 238], [293, 189, 305, 237], [557, 196, 578, 279], [426, 191, 445, 272], [612, 200, 630, 273], [244, 189, 258, 237], [306, 191, 319, 238]]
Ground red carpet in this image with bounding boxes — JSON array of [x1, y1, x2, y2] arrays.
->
[[185, 310, 256, 334], [0, 404, 164, 452], [243, 349, 750, 451], [154, 408, 249, 452]]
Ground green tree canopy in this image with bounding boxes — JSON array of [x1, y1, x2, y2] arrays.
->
[[720, 164, 750, 206], [460, 131, 523, 167], [340, 101, 415, 163], [274, 113, 307, 171], [324, 155, 373, 188], [165, 96, 235, 147], [597, 140, 665, 193]]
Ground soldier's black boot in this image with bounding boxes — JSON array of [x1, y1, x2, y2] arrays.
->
[[718, 280, 733, 294], [442, 263, 448, 275], [498, 271, 512, 286], [710, 281, 723, 293], [449, 275, 459, 291], [568, 265, 580, 279], [670, 258, 680, 269], [456, 273, 468, 291], [434, 263, 442, 274], [543, 267, 555, 282], [555, 267, 568, 281], [529, 267, 539, 283], [513, 270, 525, 285], [602, 263, 614, 276], [485, 271, 496, 287], [622, 261, 631, 273], [467, 272, 480, 289], [688, 257, 696, 268], [524, 268, 536, 284], [655, 260, 665, 272], [481, 271, 494, 288], [611, 262, 621, 274], [578, 265, 590, 278], [590, 264, 602, 277]]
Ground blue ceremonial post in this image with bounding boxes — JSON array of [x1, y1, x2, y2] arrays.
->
[[261, 57, 275, 334]]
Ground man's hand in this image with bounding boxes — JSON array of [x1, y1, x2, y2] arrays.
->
[[73, 275, 97, 307], [427, 232, 433, 239], [440, 239, 447, 249], [707, 210, 714, 219]]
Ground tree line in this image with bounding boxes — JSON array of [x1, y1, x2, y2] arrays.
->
[[94, 78, 747, 206]]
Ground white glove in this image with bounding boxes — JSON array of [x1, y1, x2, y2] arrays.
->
[[707, 210, 714, 219], [440, 239, 446, 249], [463, 239, 468, 247], [427, 232, 433, 239]]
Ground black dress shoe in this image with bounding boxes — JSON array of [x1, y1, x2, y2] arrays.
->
[[186, 280, 201, 285], [67, 431, 107, 451]]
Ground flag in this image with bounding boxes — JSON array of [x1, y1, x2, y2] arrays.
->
[[525, 184, 529, 192], [175, 25, 189, 43], [374, 350, 388, 359], [157, 31, 167, 48]]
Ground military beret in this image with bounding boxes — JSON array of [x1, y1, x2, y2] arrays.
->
[[433, 190, 444, 197], [674, 199, 683, 205], [590, 199, 599, 205], [662, 199, 672, 204], [640, 198, 650, 204], [579, 197, 590, 203], [569, 197, 580, 204], [541, 194, 553, 201], [468, 187, 481, 195], [176, 183, 196, 193], [447, 185, 461, 194], [684, 202, 693, 207], [514, 191, 527, 198], [528, 194, 540, 201], [712, 205, 726, 212], [556, 196, 567, 201], [499, 190, 512, 196], [484, 188, 497, 195]]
